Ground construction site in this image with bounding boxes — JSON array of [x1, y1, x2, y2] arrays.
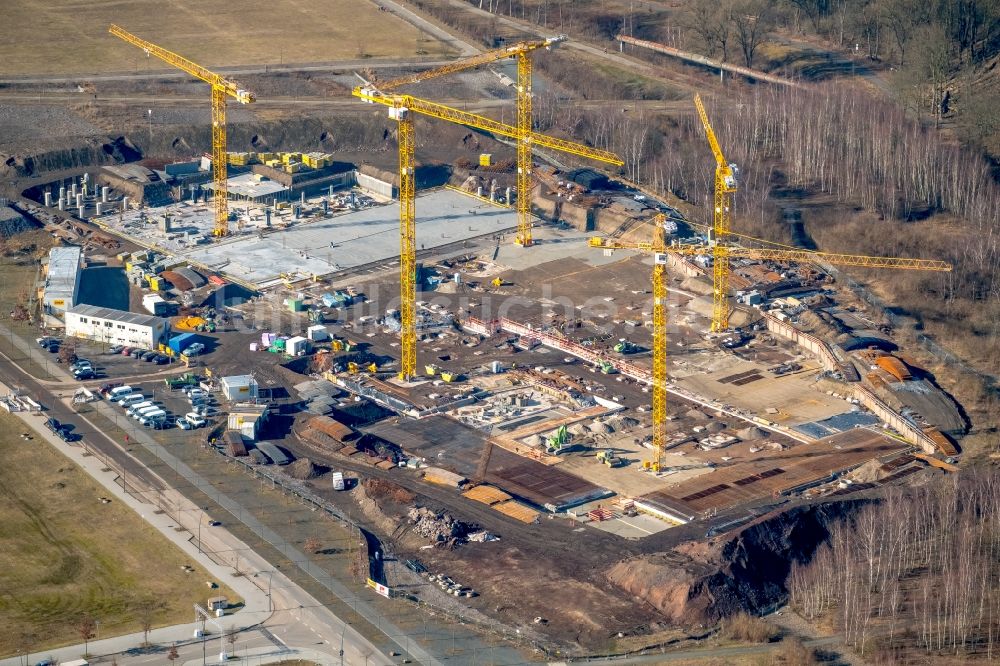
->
[[0, 1, 990, 663]]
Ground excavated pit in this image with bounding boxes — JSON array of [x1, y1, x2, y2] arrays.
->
[[607, 501, 867, 626]]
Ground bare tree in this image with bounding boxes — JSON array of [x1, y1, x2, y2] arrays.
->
[[681, 2, 734, 61], [58, 338, 78, 365], [134, 596, 162, 646], [732, 1, 774, 68], [305, 536, 323, 554], [226, 629, 238, 657], [76, 616, 96, 656], [167, 645, 179, 663]]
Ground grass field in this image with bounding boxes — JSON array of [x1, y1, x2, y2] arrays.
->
[[3, 0, 454, 76], [0, 410, 238, 658]]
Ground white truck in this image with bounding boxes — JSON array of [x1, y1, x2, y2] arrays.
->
[[331, 471, 346, 491]]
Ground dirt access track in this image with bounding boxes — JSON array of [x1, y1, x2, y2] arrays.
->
[[3, 0, 455, 76]]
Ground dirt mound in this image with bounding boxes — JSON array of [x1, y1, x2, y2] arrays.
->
[[363, 477, 415, 503], [685, 409, 709, 420], [286, 457, 320, 480], [606, 501, 866, 625], [705, 421, 727, 433], [738, 426, 769, 440]]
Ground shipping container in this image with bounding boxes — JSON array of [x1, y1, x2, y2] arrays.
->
[[331, 471, 346, 491], [168, 332, 198, 354]]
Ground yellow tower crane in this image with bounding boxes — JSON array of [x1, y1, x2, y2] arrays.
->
[[693, 93, 736, 332], [109, 25, 255, 237], [355, 86, 623, 380], [589, 231, 951, 469], [692, 93, 950, 332], [379, 36, 568, 248], [589, 215, 671, 472]]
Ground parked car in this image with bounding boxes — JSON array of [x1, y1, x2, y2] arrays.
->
[[70, 359, 92, 372], [44, 417, 61, 432], [142, 351, 158, 362], [121, 346, 133, 356], [36, 336, 59, 348], [153, 354, 169, 365], [130, 348, 144, 359], [184, 413, 207, 428], [46, 343, 60, 353], [176, 418, 192, 430], [181, 342, 206, 357], [108, 345, 124, 354], [193, 405, 220, 417], [73, 369, 96, 380], [55, 427, 78, 442]]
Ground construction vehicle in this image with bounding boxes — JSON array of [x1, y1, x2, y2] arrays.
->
[[424, 364, 438, 376], [165, 372, 199, 390], [109, 25, 254, 237], [598, 360, 617, 374], [546, 425, 570, 454], [614, 339, 639, 355], [692, 93, 951, 332], [596, 449, 623, 467], [491, 277, 507, 288], [378, 36, 567, 247], [353, 87, 622, 381]]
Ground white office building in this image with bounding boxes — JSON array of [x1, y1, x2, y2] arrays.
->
[[65, 305, 169, 349], [42, 246, 83, 318]]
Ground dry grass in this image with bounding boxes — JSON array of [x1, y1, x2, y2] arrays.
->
[[0, 410, 238, 657], [722, 612, 780, 644], [3, 0, 455, 76]]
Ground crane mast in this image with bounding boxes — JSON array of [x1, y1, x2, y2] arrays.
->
[[357, 87, 622, 379], [109, 24, 255, 237], [650, 218, 668, 472], [379, 37, 567, 248], [694, 93, 736, 332]]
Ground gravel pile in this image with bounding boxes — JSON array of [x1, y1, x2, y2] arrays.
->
[[286, 457, 320, 480], [407, 506, 479, 546]]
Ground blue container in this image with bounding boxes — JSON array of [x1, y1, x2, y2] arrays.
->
[[168, 332, 197, 354]]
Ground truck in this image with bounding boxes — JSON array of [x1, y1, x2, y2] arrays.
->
[[165, 372, 199, 389], [331, 472, 346, 491]]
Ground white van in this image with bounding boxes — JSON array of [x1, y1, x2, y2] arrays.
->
[[108, 385, 134, 400], [139, 409, 167, 426], [126, 401, 154, 417], [118, 394, 146, 408], [133, 405, 161, 420]]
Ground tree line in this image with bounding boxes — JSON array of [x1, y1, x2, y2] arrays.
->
[[788, 468, 1000, 660]]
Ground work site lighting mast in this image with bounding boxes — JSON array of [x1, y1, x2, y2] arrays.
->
[[355, 87, 623, 380], [379, 36, 567, 248], [588, 233, 951, 470], [109, 25, 255, 237]]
